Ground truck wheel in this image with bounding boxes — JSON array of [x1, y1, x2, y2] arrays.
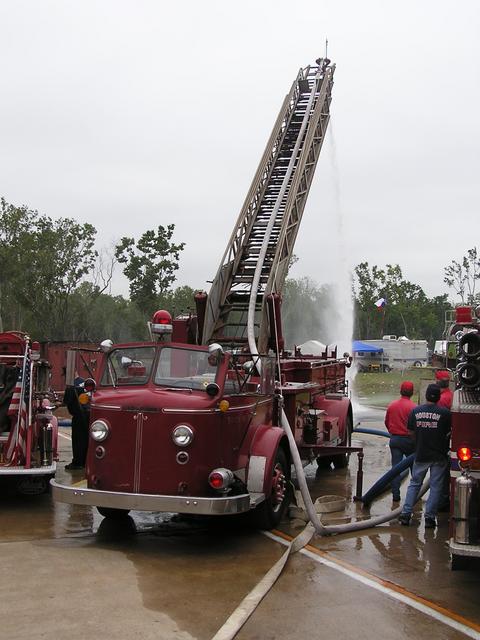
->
[[451, 554, 469, 571], [382, 365, 391, 373], [333, 416, 352, 469], [316, 456, 333, 470], [97, 507, 130, 519], [413, 361, 422, 367], [250, 447, 291, 530]]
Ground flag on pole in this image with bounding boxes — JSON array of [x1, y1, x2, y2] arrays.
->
[[5, 353, 31, 466], [7, 370, 22, 418], [374, 297, 387, 309]]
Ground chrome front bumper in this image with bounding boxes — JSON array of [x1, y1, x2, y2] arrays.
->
[[0, 463, 56, 476], [50, 479, 255, 515]]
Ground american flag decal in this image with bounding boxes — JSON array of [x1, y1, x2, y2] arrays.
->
[[5, 350, 31, 466], [7, 376, 22, 417]]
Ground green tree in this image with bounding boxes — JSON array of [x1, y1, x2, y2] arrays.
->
[[0, 198, 38, 331], [30, 217, 97, 338], [0, 199, 98, 338], [352, 262, 386, 339], [282, 277, 337, 346], [68, 284, 147, 342], [353, 262, 447, 342], [158, 285, 196, 316], [444, 247, 480, 304], [421, 294, 450, 345], [115, 225, 185, 315], [66, 284, 198, 344]]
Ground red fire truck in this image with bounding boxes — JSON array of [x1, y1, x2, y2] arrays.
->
[[52, 58, 356, 528], [0, 332, 59, 494], [446, 305, 480, 568]]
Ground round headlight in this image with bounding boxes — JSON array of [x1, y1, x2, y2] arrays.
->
[[172, 425, 194, 447], [90, 420, 110, 442]]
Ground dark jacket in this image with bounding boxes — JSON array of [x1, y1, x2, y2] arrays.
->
[[407, 402, 451, 463]]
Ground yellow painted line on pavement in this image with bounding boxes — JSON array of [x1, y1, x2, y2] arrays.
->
[[265, 528, 480, 639], [71, 479, 87, 487]]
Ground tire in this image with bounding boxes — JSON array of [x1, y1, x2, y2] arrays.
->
[[451, 554, 469, 571], [413, 361, 422, 368], [382, 365, 391, 373], [333, 416, 352, 469], [249, 446, 291, 530], [316, 456, 333, 470], [97, 507, 130, 519]]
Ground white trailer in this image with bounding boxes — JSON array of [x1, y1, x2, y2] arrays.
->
[[362, 336, 428, 371]]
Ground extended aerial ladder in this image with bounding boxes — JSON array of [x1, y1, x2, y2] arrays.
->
[[200, 58, 335, 353]]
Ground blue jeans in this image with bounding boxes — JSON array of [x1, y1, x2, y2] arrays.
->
[[402, 459, 449, 519], [389, 435, 415, 500]]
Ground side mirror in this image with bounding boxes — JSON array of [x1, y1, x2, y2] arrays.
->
[[206, 382, 220, 397]]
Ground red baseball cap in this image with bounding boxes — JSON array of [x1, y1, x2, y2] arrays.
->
[[435, 370, 450, 381], [400, 381, 414, 394]]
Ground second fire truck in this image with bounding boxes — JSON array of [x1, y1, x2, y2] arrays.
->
[[0, 331, 58, 494]]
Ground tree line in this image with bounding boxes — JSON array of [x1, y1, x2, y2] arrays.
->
[[1, 198, 477, 346], [0, 198, 191, 342]]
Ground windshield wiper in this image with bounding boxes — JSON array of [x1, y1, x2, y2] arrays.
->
[[163, 387, 193, 393]]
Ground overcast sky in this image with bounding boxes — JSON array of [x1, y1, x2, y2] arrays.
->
[[1, 0, 479, 303]]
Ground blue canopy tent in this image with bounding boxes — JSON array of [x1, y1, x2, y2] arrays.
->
[[352, 341, 389, 372], [352, 340, 383, 354]]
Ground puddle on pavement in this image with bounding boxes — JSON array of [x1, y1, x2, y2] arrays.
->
[[4, 419, 480, 629], [276, 432, 480, 623], [72, 510, 283, 638]]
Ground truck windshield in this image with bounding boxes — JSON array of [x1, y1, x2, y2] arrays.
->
[[154, 346, 218, 390], [101, 347, 156, 386]]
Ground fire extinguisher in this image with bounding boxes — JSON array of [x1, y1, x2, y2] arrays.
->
[[453, 469, 479, 544], [41, 422, 53, 466], [39, 401, 55, 467]]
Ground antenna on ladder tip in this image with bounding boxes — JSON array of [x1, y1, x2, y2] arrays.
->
[[315, 40, 330, 69]]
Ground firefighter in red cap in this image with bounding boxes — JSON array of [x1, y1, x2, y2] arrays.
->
[[384, 381, 416, 502], [435, 370, 453, 409]]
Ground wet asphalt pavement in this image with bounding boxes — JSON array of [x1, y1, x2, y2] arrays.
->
[[1, 406, 480, 640]]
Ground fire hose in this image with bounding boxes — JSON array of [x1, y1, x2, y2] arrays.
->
[[213, 68, 430, 639], [360, 453, 413, 506], [213, 424, 428, 640], [351, 427, 413, 506]]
